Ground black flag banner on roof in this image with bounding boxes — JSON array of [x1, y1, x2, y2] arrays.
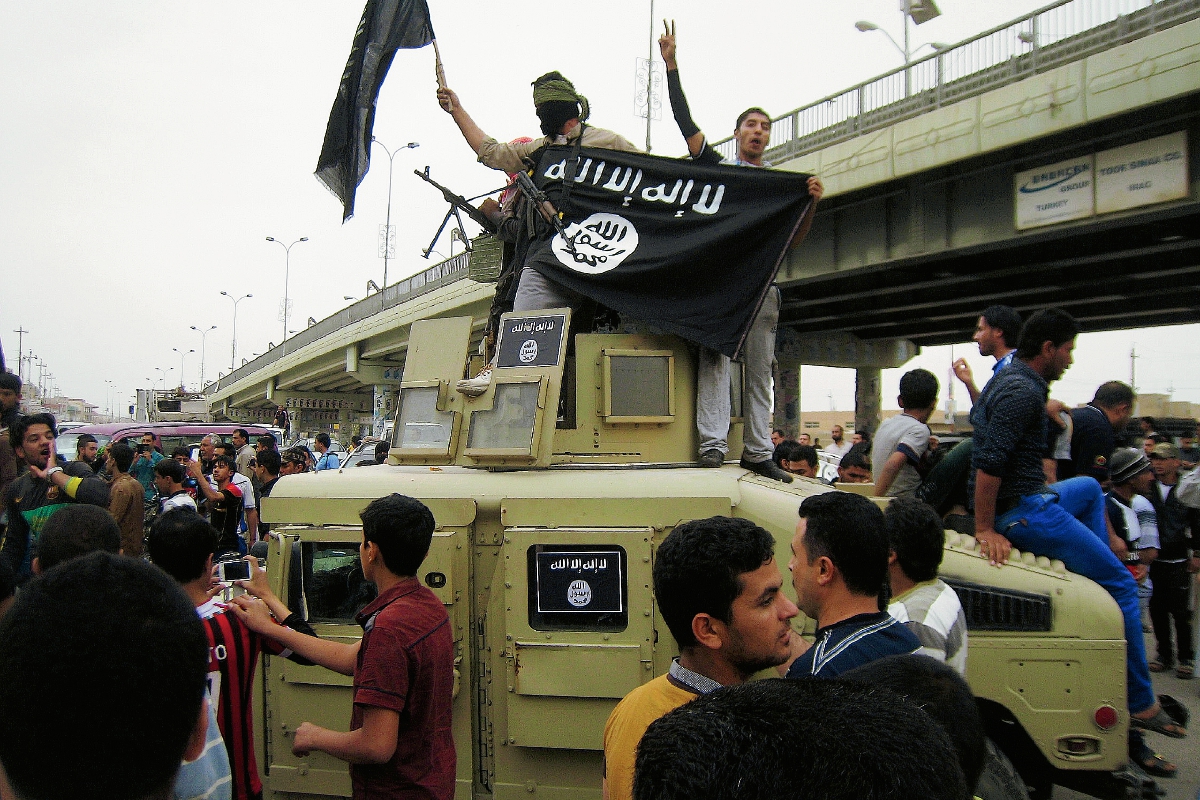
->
[[522, 146, 813, 359], [315, 0, 435, 221]]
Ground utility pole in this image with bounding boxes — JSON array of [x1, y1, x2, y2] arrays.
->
[[1130, 344, 1138, 393], [12, 327, 27, 380]]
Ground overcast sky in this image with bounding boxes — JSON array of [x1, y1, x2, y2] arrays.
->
[[2, 0, 1195, 418]]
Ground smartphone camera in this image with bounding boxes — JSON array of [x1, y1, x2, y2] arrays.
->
[[217, 559, 251, 583]]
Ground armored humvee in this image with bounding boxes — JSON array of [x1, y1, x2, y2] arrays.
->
[[255, 311, 1133, 800]]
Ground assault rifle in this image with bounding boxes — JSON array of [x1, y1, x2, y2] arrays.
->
[[413, 167, 499, 258], [514, 160, 577, 257]]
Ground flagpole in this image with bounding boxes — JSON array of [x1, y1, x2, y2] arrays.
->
[[432, 39, 447, 89]]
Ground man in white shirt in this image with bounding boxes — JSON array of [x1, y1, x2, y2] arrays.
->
[[884, 498, 968, 675], [823, 426, 853, 461]]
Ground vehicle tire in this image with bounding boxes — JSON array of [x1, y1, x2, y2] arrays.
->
[[974, 738, 1032, 800]]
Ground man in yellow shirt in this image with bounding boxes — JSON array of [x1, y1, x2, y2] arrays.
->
[[602, 516, 800, 800]]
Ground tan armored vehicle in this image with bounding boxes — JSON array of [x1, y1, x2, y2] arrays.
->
[[256, 312, 1132, 800]]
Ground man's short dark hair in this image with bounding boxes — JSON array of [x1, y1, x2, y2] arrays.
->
[[798, 493, 888, 598], [793, 444, 819, 469], [8, 412, 56, 450], [315, 432, 332, 448], [37, 505, 122, 572], [76, 433, 97, 451], [899, 369, 939, 410], [233, 428, 248, 441], [110, 441, 135, 472], [155, 457, 186, 484], [1092, 381, 1134, 409], [360, 494, 435, 576], [654, 517, 776, 649], [1142, 417, 1157, 429], [215, 443, 236, 458], [0, 371, 21, 393], [839, 447, 871, 472], [980, 305, 1022, 347], [843, 655, 985, 796], [735, 106, 770, 129], [633, 678, 965, 800], [213, 454, 236, 472], [1016, 308, 1080, 360], [884, 497, 945, 584], [256, 434, 277, 450], [256, 448, 281, 475], [148, 507, 219, 584], [0, 552, 207, 800], [374, 440, 390, 462], [172, 446, 192, 459]]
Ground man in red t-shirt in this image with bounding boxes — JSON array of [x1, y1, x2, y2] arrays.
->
[[232, 494, 455, 800], [149, 507, 317, 800]]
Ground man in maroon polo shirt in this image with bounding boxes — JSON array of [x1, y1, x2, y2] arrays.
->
[[232, 494, 454, 799]]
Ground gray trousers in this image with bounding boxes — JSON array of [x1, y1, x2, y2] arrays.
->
[[697, 287, 779, 463], [513, 268, 587, 312]]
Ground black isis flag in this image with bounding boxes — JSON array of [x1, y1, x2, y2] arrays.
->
[[315, 0, 435, 221], [521, 146, 813, 359]]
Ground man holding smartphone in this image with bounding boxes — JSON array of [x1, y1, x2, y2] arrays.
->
[[128, 432, 164, 503], [188, 455, 245, 557], [149, 508, 317, 800]]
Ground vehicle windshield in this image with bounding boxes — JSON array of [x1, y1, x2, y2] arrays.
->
[[55, 432, 112, 458]]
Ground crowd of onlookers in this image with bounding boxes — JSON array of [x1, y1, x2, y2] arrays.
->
[[3, 298, 1200, 800]]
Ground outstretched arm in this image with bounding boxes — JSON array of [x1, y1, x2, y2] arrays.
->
[[436, 86, 490, 157], [230, 594, 360, 676], [659, 20, 706, 158]]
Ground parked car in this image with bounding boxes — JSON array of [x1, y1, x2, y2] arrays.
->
[[55, 421, 273, 461]]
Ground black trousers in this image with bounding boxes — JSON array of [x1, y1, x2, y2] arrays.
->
[[1149, 560, 1194, 665]]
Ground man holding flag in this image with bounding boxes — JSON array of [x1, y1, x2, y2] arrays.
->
[[660, 21, 823, 483], [436, 72, 640, 396], [435, 65, 818, 484]]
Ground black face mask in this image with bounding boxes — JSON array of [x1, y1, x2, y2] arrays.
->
[[536, 101, 578, 136]]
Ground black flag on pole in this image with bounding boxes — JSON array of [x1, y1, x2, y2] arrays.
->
[[521, 146, 813, 359], [315, 0, 435, 221]]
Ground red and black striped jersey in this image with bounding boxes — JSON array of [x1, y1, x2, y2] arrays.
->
[[198, 598, 314, 800]]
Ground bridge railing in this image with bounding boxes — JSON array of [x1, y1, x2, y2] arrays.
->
[[207, 251, 471, 394], [714, 0, 1199, 162]]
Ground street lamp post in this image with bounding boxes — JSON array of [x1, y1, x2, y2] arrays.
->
[[266, 236, 309, 345], [173, 348, 195, 392], [190, 325, 217, 390], [854, 0, 944, 96], [220, 291, 252, 372], [370, 139, 419, 289]]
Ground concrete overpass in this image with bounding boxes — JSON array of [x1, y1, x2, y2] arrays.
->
[[207, 0, 1200, 439]]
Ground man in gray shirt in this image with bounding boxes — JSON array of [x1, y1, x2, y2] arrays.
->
[[872, 369, 939, 498]]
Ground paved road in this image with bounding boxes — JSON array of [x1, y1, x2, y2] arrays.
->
[[1055, 632, 1198, 800]]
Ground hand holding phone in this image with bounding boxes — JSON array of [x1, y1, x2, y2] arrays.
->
[[217, 560, 251, 583]]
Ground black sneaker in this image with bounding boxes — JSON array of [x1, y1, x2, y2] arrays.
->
[[698, 449, 725, 468], [739, 457, 793, 483]]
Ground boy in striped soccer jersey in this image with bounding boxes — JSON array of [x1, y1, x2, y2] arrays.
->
[[149, 508, 316, 800]]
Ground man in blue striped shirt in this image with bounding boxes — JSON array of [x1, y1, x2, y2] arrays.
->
[[784, 492, 919, 679]]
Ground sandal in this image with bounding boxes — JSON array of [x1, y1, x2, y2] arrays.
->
[[1176, 663, 1194, 679], [1136, 751, 1177, 778], [1148, 660, 1171, 673], [1132, 707, 1188, 739]]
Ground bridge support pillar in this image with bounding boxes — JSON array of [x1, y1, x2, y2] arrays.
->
[[855, 368, 882, 441], [372, 384, 394, 439], [772, 360, 801, 440]]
